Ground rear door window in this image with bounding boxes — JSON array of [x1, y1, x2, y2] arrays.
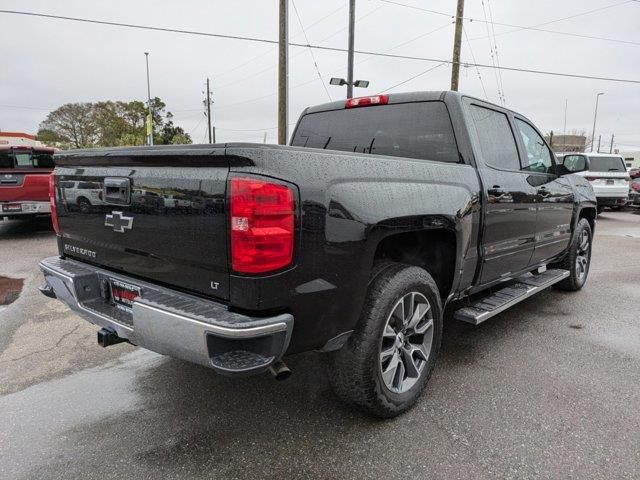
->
[[468, 105, 520, 170], [588, 156, 626, 172], [291, 101, 460, 163]]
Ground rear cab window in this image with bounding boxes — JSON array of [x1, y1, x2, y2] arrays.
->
[[467, 104, 520, 170], [291, 101, 460, 163], [0, 149, 55, 170], [587, 156, 626, 172]]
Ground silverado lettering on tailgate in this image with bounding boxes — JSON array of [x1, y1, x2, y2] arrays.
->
[[64, 244, 97, 259]]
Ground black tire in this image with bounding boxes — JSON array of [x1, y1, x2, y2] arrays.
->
[[553, 218, 592, 291], [328, 263, 443, 418], [77, 197, 92, 213]]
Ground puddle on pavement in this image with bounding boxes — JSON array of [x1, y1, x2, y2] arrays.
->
[[0, 276, 24, 306], [0, 350, 160, 479]]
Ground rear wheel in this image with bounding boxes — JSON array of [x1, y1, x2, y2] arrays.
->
[[78, 197, 91, 213], [553, 218, 592, 291], [328, 263, 443, 418]]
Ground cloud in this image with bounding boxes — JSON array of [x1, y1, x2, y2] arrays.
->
[[1, 0, 638, 148]]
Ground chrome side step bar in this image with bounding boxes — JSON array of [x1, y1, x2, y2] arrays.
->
[[454, 269, 570, 325]]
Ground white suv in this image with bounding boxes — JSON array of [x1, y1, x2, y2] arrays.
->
[[59, 180, 106, 213], [561, 153, 629, 213]]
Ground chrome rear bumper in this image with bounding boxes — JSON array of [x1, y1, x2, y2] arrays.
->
[[1, 201, 50, 216], [39, 256, 293, 376]]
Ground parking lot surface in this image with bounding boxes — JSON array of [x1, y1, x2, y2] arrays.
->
[[1, 211, 639, 479]]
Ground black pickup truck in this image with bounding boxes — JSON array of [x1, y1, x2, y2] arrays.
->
[[40, 91, 596, 417]]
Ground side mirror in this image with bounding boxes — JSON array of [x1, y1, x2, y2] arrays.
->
[[562, 155, 587, 174]]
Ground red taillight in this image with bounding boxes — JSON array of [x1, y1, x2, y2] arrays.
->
[[585, 176, 597, 182], [230, 177, 295, 274], [49, 173, 60, 234], [345, 94, 389, 109], [632, 182, 640, 192]]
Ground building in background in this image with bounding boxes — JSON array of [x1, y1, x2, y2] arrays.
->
[[545, 134, 587, 153], [618, 151, 640, 168], [0, 131, 46, 148]]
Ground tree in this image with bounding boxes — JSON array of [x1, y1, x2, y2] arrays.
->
[[38, 103, 97, 148], [157, 112, 191, 145], [36, 128, 70, 147], [37, 98, 192, 148]]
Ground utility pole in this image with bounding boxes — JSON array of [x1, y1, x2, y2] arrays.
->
[[590, 92, 604, 152], [144, 52, 153, 146], [347, 0, 356, 99], [450, 0, 465, 91], [278, 0, 289, 145], [205, 78, 215, 144], [597, 135, 601, 153], [610, 134, 614, 154], [563, 99, 568, 152]]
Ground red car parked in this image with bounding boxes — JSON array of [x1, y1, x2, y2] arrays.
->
[[0, 146, 55, 220], [629, 178, 640, 206]]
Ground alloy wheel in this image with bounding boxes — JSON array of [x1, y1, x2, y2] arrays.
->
[[576, 229, 590, 281], [379, 291, 434, 394]]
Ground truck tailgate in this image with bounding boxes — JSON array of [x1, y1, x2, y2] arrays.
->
[[54, 147, 230, 300], [0, 169, 50, 202]]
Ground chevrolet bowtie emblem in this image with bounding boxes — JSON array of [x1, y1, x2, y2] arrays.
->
[[105, 211, 134, 233]]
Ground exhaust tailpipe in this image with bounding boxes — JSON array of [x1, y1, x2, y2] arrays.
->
[[268, 360, 291, 381]]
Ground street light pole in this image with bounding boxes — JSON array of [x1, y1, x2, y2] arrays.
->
[[590, 92, 604, 152], [144, 52, 153, 146], [347, 0, 356, 99]]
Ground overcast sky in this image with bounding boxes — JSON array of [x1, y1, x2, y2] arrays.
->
[[1, 0, 639, 150]]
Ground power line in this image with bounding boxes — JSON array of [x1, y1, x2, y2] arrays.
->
[[215, 22, 453, 111], [215, 3, 384, 91], [480, 0, 503, 104], [469, 0, 637, 42], [0, 103, 52, 111], [379, 63, 448, 93], [462, 24, 488, 100], [213, 4, 346, 83], [486, 0, 506, 104], [378, 0, 452, 18], [188, 114, 205, 138], [291, 0, 332, 101], [2, 8, 640, 88], [378, 0, 640, 46]]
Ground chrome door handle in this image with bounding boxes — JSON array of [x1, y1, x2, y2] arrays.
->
[[537, 187, 551, 197]]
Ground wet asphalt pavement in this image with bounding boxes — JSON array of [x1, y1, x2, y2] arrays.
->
[[1, 211, 639, 479]]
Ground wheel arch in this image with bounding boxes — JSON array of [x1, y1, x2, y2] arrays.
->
[[371, 227, 458, 301], [578, 206, 596, 233]]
